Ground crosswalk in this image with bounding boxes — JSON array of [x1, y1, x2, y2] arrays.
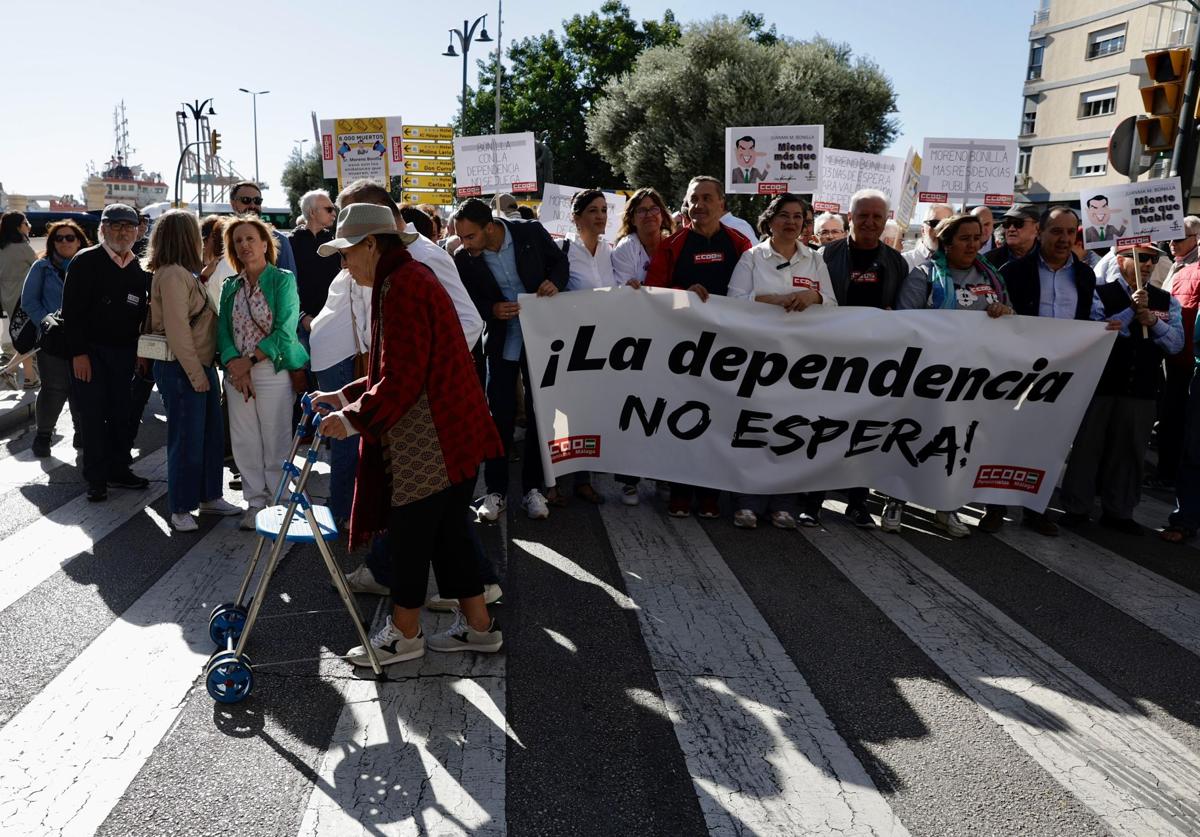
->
[[1, 413, 1199, 837]]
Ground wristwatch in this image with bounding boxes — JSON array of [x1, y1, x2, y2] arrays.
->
[[247, 354, 258, 365]]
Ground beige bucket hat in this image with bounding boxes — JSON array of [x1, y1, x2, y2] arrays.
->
[[317, 203, 417, 256]]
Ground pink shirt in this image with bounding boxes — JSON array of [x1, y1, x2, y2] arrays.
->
[[102, 242, 135, 268]]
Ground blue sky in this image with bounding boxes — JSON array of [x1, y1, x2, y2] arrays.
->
[[0, 0, 1036, 200]]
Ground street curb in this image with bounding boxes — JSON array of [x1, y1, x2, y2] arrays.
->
[[0, 392, 36, 437]]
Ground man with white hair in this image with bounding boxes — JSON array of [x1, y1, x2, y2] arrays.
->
[[881, 218, 902, 251], [291, 189, 342, 337], [1164, 215, 1200, 292], [903, 203, 953, 269], [971, 206, 995, 255], [815, 212, 846, 245]]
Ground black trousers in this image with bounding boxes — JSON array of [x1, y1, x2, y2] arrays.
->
[[71, 343, 137, 487], [388, 480, 484, 610], [484, 353, 544, 495], [127, 365, 154, 449], [805, 487, 869, 512], [1158, 363, 1194, 482]]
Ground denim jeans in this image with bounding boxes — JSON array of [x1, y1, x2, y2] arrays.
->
[[1170, 373, 1200, 531], [315, 356, 359, 521], [153, 361, 224, 513]]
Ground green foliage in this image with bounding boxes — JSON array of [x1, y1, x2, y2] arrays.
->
[[458, 1, 680, 188], [587, 17, 899, 215], [279, 147, 329, 222]]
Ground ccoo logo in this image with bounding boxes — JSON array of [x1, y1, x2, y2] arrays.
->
[[549, 435, 602, 463]]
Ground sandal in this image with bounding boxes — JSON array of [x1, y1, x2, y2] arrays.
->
[[574, 483, 606, 505], [1159, 526, 1196, 544], [545, 487, 570, 508]]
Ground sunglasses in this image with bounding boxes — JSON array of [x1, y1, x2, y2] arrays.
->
[[923, 219, 940, 227], [52, 234, 79, 243], [321, 206, 338, 214], [1001, 218, 1030, 229], [1136, 253, 1160, 264], [235, 196, 264, 206]]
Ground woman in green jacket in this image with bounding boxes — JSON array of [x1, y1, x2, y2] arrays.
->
[[218, 216, 308, 528]]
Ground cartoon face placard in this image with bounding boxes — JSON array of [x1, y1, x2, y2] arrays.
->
[[725, 125, 824, 196]]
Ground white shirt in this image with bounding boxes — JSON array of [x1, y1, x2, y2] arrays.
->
[[727, 240, 838, 306], [565, 234, 616, 291], [611, 234, 651, 285], [721, 212, 758, 243], [405, 223, 483, 347], [1093, 248, 1168, 288]]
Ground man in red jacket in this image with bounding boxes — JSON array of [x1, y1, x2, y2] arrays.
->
[[645, 176, 751, 517]]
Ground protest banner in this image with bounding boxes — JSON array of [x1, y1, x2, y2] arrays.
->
[[537, 184, 627, 240], [453, 132, 538, 197], [725, 126, 823, 196], [894, 149, 922, 232], [319, 116, 404, 191], [1079, 177, 1185, 250], [519, 288, 1113, 511], [919, 137, 1018, 208], [814, 148, 905, 214]]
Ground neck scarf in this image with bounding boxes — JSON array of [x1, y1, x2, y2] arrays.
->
[[929, 251, 1010, 309]]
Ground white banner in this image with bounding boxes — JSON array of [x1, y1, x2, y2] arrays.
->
[[815, 148, 905, 214], [919, 137, 1018, 207], [725, 125, 823, 196], [453, 132, 538, 197], [538, 184, 627, 240], [520, 288, 1115, 511], [1080, 177, 1185, 250]]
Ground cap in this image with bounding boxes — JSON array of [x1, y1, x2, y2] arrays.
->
[[1115, 241, 1167, 256], [1001, 204, 1040, 223], [491, 193, 519, 218], [100, 203, 139, 224], [317, 203, 416, 257]]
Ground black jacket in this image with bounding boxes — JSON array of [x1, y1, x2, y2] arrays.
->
[[290, 226, 340, 317], [453, 218, 569, 360], [821, 236, 908, 308], [1001, 251, 1096, 320], [61, 244, 150, 356], [1095, 282, 1172, 399]]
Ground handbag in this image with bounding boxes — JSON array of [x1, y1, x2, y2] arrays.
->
[[8, 303, 37, 356], [37, 311, 69, 358], [349, 293, 369, 379], [136, 333, 175, 362]]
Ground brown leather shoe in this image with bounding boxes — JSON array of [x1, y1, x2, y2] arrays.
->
[[1022, 512, 1059, 537], [573, 483, 606, 505]]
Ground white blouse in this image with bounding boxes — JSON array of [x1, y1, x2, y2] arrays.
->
[[565, 234, 616, 291], [727, 240, 838, 306], [611, 234, 652, 285]]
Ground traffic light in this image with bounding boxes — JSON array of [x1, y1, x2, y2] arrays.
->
[[1138, 49, 1190, 152], [209, 130, 221, 157]]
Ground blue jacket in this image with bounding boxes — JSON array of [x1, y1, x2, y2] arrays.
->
[[20, 257, 67, 329], [273, 229, 296, 275]]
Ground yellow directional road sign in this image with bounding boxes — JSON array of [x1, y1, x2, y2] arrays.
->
[[403, 174, 454, 190], [403, 191, 454, 205], [403, 142, 455, 157], [402, 124, 454, 140], [404, 158, 454, 174]]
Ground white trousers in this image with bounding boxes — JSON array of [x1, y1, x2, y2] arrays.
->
[[226, 363, 294, 508]]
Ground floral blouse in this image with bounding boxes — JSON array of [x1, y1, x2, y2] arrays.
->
[[231, 278, 273, 358]]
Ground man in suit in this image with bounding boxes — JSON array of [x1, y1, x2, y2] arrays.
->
[[452, 198, 569, 522], [731, 136, 770, 185], [1083, 195, 1126, 245]]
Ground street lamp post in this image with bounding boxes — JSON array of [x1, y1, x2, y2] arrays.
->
[[294, 138, 309, 157], [442, 15, 492, 135], [182, 98, 216, 215], [238, 88, 270, 185]]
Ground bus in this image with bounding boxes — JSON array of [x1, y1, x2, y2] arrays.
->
[[142, 201, 294, 230]]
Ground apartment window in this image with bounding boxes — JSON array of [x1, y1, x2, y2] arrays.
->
[[1087, 24, 1126, 59], [1080, 87, 1117, 118], [1027, 38, 1045, 80], [1071, 149, 1108, 177], [1021, 96, 1038, 135], [1017, 149, 1032, 177]]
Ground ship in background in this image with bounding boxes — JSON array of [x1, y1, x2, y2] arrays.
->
[[81, 101, 168, 210]]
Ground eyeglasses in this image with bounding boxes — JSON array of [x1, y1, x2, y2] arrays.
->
[[1135, 253, 1161, 265], [104, 221, 138, 231], [320, 206, 338, 214], [634, 206, 661, 217], [235, 196, 264, 206], [52, 234, 78, 243], [923, 219, 940, 227], [1172, 235, 1196, 244], [1001, 218, 1031, 229]]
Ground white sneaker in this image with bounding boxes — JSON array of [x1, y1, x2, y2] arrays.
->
[[341, 564, 390, 596], [523, 489, 550, 520], [620, 484, 640, 506], [239, 506, 263, 531], [881, 500, 905, 533], [426, 611, 503, 654], [170, 512, 198, 532], [477, 493, 506, 522], [346, 618, 425, 667], [426, 583, 503, 612], [770, 510, 797, 530], [733, 509, 758, 529], [199, 498, 242, 516], [935, 510, 971, 538]]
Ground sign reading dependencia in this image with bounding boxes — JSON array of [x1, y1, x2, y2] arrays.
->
[[725, 125, 823, 196], [519, 288, 1114, 512], [919, 137, 1018, 207], [452, 131, 538, 197]]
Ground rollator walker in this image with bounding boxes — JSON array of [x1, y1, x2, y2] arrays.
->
[[204, 395, 387, 703]]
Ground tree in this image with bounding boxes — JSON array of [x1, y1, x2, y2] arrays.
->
[[587, 17, 899, 213], [458, 1, 680, 188], [279, 147, 328, 223]]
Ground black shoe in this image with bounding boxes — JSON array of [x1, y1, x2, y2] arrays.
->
[[1021, 511, 1059, 537], [978, 506, 1006, 533], [846, 505, 875, 528], [1059, 511, 1089, 528], [32, 433, 51, 458], [87, 484, 108, 502], [72, 432, 83, 449], [1099, 514, 1142, 536], [107, 471, 149, 490]]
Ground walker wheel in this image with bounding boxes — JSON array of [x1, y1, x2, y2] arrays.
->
[[208, 603, 248, 647], [206, 651, 254, 704]]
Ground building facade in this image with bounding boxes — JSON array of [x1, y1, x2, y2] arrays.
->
[[1018, 0, 1198, 205]]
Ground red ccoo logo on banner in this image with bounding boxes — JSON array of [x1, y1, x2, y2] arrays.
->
[[973, 465, 1045, 493], [548, 435, 602, 463]]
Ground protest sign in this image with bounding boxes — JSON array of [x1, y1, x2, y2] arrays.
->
[[894, 149, 922, 232], [725, 126, 823, 196], [1079, 177, 1185, 250], [319, 116, 404, 190], [814, 148, 905, 214], [919, 138, 1018, 207], [453, 132, 538, 197], [537, 184, 626, 240], [520, 288, 1113, 511]]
